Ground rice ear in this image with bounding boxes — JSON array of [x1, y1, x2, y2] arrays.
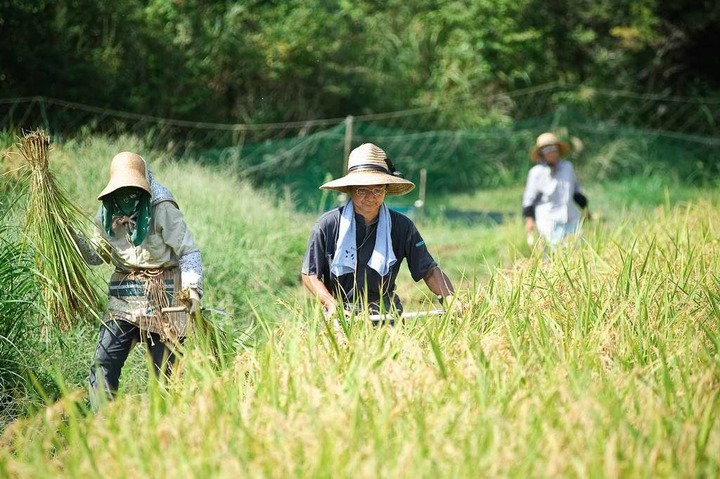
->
[[18, 129, 103, 332]]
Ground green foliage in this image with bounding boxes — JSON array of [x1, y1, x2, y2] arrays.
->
[[2, 0, 718, 126], [0, 223, 40, 428]]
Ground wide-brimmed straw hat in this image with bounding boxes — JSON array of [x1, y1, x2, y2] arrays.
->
[[529, 132, 570, 162], [97, 152, 151, 200], [320, 143, 415, 196]]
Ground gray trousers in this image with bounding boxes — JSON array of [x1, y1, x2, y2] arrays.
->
[[89, 318, 179, 398]]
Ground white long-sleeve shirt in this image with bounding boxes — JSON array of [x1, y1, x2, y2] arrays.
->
[[522, 160, 582, 232]]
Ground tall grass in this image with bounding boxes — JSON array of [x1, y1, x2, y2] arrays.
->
[[1, 194, 718, 477], [0, 222, 41, 429]]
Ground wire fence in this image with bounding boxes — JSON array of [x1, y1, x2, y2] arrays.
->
[[2, 85, 719, 208]]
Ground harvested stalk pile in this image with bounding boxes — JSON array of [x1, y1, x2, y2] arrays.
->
[[18, 129, 101, 330]]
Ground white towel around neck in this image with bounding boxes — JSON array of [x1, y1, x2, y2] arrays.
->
[[330, 199, 396, 277]]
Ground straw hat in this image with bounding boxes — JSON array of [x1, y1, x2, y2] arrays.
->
[[529, 132, 570, 162], [320, 143, 415, 196], [97, 152, 151, 200]]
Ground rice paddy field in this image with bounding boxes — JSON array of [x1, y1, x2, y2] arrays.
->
[[0, 135, 719, 478]]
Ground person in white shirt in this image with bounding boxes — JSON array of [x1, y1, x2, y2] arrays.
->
[[522, 132, 590, 249]]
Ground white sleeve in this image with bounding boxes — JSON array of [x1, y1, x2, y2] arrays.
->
[[522, 168, 540, 208], [155, 201, 204, 296]]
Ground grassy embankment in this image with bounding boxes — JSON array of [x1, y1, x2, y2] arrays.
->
[[1, 134, 719, 477]]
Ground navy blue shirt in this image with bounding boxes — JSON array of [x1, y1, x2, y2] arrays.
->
[[301, 205, 437, 311]]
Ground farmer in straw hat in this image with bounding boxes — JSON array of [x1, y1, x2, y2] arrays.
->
[[522, 132, 591, 249], [74, 152, 203, 402], [301, 143, 462, 319]]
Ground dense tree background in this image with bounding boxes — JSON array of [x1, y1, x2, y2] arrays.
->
[[1, 0, 718, 125]]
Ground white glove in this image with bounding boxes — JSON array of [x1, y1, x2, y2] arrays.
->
[[188, 288, 202, 317]]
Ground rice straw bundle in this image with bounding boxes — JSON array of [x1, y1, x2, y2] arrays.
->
[[19, 129, 102, 330]]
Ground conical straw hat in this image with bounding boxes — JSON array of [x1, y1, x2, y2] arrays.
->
[[320, 143, 415, 196], [97, 152, 151, 200]]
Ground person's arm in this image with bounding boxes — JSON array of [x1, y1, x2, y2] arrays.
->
[[154, 201, 204, 316], [423, 266, 466, 313], [423, 266, 455, 303], [522, 170, 539, 235], [573, 192, 591, 220], [178, 251, 204, 297], [155, 201, 204, 297], [302, 274, 338, 318], [69, 227, 109, 266], [301, 212, 339, 318], [571, 165, 591, 220], [524, 215, 536, 236]]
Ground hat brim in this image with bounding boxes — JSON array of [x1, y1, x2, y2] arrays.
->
[[97, 176, 151, 200], [320, 171, 415, 196], [530, 141, 570, 162]]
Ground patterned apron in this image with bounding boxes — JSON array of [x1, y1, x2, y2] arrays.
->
[[105, 267, 189, 342]]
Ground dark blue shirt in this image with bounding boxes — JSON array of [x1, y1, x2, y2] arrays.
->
[[301, 205, 437, 311]]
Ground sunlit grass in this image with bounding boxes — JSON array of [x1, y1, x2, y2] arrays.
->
[[1, 195, 719, 478]]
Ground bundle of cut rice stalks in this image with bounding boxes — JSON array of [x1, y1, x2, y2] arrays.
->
[[17, 129, 102, 331]]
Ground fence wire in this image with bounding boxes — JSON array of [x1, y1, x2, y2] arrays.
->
[[2, 85, 718, 208]]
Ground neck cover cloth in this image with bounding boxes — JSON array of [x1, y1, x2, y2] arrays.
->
[[331, 199, 396, 277], [101, 187, 151, 246]]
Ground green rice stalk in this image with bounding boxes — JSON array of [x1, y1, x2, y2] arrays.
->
[[18, 130, 102, 331]]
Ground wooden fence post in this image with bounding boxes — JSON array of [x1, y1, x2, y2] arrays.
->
[[343, 115, 353, 173], [415, 168, 427, 218]]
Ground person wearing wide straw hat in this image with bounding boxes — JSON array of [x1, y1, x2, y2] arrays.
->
[[301, 143, 461, 319], [75, 151, 203, 403], [522, 132, 590, 249]]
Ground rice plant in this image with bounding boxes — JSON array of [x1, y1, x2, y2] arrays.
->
[[2, 133, 719, 477], [1, 194, 719, 478], [16, 130, 102, 332], [0, 222, 41, 429]]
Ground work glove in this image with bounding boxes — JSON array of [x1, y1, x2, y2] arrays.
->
[[188, 288, 202, 320]]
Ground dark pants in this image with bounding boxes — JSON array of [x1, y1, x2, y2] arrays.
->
[[88, 318, 180, 400]]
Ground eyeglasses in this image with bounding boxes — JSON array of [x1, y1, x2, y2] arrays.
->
[[540, 145, 559, 155], [354, 187, 386, 197]]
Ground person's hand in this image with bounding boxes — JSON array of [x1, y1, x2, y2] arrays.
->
[[188, 288, 202, 319], [442, 293, 468, 316], [526, 233, 536, 247], [322, 299, 339, 320], [524, 217, 536, 235], [524, 217, 538, 246], [321, 301, 347, 345]]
